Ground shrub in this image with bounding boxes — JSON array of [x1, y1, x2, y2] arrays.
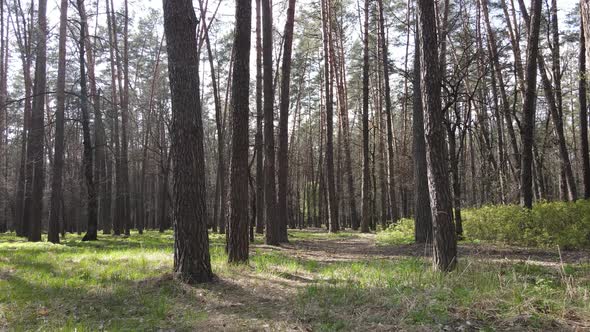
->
[[462, 200, 590, 249], [376, 201, 590, 249], [376, 218, 415, 245]]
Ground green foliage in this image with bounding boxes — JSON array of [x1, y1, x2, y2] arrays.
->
[[375, 201, 590, 249], [376, 218, 415, 245], [463, 200, 590, 249]]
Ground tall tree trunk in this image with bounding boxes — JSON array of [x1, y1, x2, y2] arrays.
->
[[262, 0, 279, 245], [122, 0, 131, 235], [376, 41, 387, 229], [27, 0, 48, 242], [580, 9, 590, 199], [330, 7, 358, 230], [360, 0, 371, 233], [228, 0, 251, 263], [140, 36, 164, 234], [79, 0, 98, 241], [545, 0, 577, 201], [0, 0, 7, 233], [519, 0, 543, 209], [163, 0, 213, 283], [255, 0, 264, 234], [48, 0, 68, 243], [107, 0, 124, 235], [378, 0, 399, 224], [277, 0, 297, 240], [417, 0, 457, 271], [78, 0, 107, 233], [321, 0, 339, 233], [412, 20, 432, 244], [481, 0, 520, 179], [158, 114, 170, 233]]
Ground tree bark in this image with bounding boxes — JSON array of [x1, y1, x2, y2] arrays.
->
[[378, 0, 399, 224], [121, 0, 131, 235], [321, 0, 339, 233], [580, 8, 590, 199], [228, 0, 252, 263], [79, 0, 98, 242], [107, 0, 124, 235], [518, 0, 542, 209], [255, 0, 264, 235], [262, 0, 280, 245], [417, 0, 457, 271], [412, 20, 432, 244], [0, 0, 5, 233], [277, 0, 297, 240], [360, 0, 371, 233], [48, 0, 68, 243], [27, 0, 48, 242], [163, 0, 213, 283]]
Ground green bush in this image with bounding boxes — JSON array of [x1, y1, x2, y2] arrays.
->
[[376, 201, 590, 249], [376, 218, 415, 245], [463, 200, 590, 249]]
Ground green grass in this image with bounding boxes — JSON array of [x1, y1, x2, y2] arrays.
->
[[1, 230, 589, 331]]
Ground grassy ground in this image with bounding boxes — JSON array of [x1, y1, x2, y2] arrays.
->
[[1, 230, 589, 331]]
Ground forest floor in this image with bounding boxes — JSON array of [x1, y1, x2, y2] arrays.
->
[[1, 229, 589, 331]]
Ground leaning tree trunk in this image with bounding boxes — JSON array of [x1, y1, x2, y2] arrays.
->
[[163, 0, 213, 283], [416, 0, 457, 271], [48, 0, 68, 243], [228, 0, 252, 263]]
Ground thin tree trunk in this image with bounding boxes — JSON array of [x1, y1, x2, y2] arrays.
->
[[121, 0, 131, 235], [481, 0, 520, 179], [518, 0, 542, 209], [360, 0, 371, 233], [580, 10, 590, 199], [27, 0, 48, 242], [48, 0, 68, 243], [255, 0, 264, 234], [378, 0, 399, 224], [0, 0, 5, 233], [107, 0, 124, 235]]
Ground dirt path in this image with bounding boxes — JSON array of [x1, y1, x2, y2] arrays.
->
[[275, 230, 590, 267]]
